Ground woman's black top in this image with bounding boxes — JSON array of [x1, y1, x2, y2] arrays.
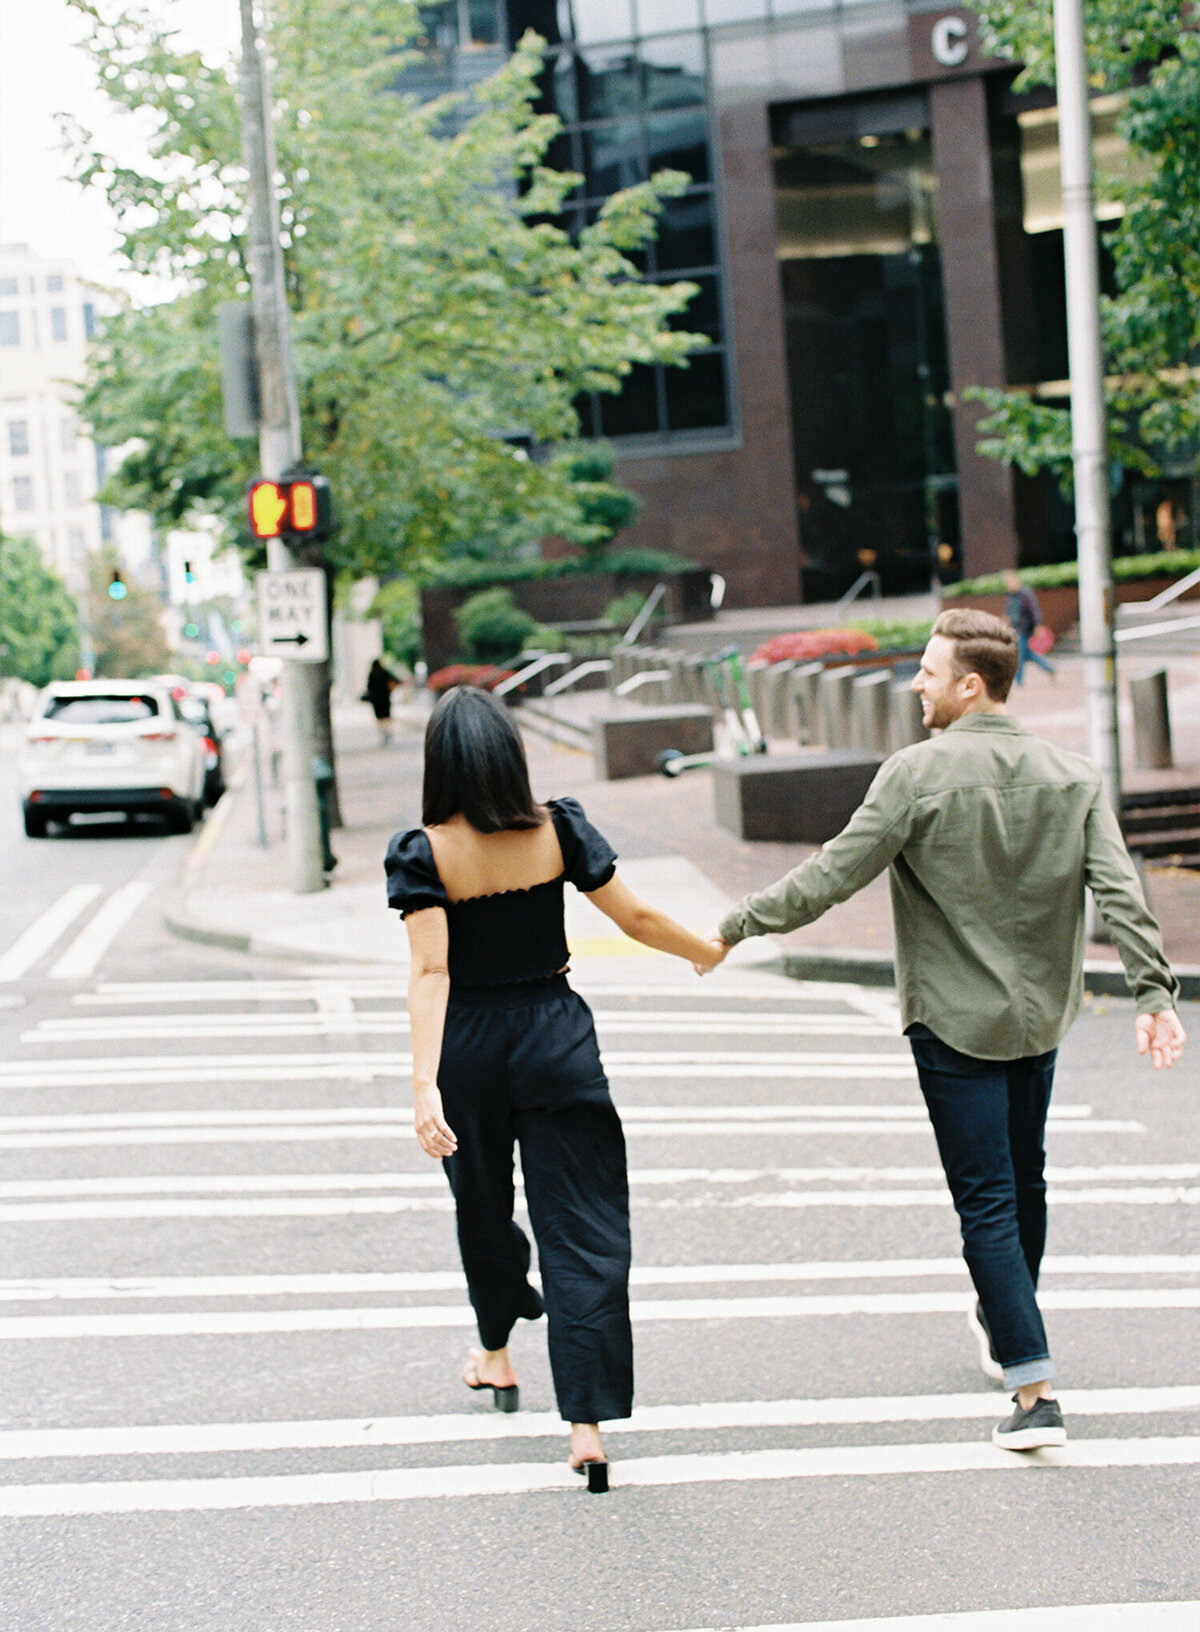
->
[[384, 796, 617, 988]]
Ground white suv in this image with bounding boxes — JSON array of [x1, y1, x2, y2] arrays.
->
[[19, 680, 207, 838]]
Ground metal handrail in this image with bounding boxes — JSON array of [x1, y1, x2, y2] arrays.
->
[[1140, 566, 1200, 613], [543, 659, 614, 696], [491, 653, 570, 697], [833, 570, 882, 614], [1114, 613, 1200, 644], [614, 670, 670, 697], [618, 582, 668, 647]]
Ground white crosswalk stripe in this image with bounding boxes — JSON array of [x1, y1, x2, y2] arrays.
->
[[2, 962, 1195, 1632]]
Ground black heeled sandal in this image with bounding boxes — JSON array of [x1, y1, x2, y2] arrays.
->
[[572, 1459, 609, 1493], [464, 1375, 519, 1413]]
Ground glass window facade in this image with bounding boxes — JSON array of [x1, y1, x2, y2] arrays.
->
[[518, 3, 732, 442], [8, 420, 29, 458], [398, 3, 734, 444], [0, 311, 19, 346]]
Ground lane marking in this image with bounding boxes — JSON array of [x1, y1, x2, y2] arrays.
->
[[47, 882, 155, 981], [1, 1105, 1095, 1126], [2, 1256, 1196, 1305], [0, 1051, 922, 1088], [669, 1605, 1200, 1632], [77, 979, 882, 1006], [2, 1186, 1195, 1223], [2, 1288, 1199, 1340], [24, 1011, 895, 1041], [2, 1163, 1193, 1201], [1, 1438, 1198, 1517], [0, 887, 102, 983], [2, 1386, 1198, 1462]]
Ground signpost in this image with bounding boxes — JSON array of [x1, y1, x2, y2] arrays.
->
[[256, 570, 329, 664]]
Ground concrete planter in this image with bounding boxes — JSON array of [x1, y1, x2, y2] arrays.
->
[[421, 568, 714, 673], [944, 574, 1199, 636]]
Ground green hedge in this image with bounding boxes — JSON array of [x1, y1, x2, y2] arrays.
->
[[847, 618, 933, 650], [426, 547, 696, 589], [945, 549, 1200, 598]]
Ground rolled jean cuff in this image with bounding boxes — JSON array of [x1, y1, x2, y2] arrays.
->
[[1003, 1356, 1057, 1389]]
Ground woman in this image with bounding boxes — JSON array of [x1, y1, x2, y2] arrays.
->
[[364, 658, 398, 743], [386, 686, 725, 1489]]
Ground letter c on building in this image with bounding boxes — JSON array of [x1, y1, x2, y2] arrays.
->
[[931, 16, 970, 67]]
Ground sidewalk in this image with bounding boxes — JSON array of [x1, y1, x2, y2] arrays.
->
[[166, 649, 1200, 997]]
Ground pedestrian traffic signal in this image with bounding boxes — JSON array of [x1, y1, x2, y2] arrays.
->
[[248, 480, 289, 539], [247, 475, 332, 541], [107, 570, 127, 601]]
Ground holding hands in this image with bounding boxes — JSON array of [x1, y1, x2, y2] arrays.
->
[[693, 935, 729, 976]]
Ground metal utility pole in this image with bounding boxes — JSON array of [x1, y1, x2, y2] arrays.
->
[[1053, 0, 1121, 817], [237, 0, 324, 892]]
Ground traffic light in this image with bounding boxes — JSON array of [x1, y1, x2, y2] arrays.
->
[[247, 475, 332, 541], [107, 570, 127, 601]]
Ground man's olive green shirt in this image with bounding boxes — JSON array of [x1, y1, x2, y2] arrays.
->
[[718, 714, 1178, 1059]]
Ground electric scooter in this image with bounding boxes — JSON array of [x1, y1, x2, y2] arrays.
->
[[657, 647, 768, 776]]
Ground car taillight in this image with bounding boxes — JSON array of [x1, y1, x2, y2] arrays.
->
[[201, 736, 217, 755], [142, 730, 176, 742], [27, 734, 56, 744]]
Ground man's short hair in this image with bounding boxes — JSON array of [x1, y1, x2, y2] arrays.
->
[[931, 608, 1018, 701]]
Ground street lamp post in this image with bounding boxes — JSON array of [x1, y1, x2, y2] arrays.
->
[[1052, 0, 1121, 819]]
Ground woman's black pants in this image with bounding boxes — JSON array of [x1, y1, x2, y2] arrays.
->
[[437, 976, 633, 1424]]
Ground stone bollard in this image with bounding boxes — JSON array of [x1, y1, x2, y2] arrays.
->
[[746, 661, 771, 728], [761, 661, 797, 739], [681, 654, 707, 705], [1130, 670, 1173, 770], [788, 662, 825, 745], [664, 652, 690, 705], [890, 681, 928, 751], [700, 662, 724, 720], [851, 669, 892, 754], [819, 665, 858, 749]]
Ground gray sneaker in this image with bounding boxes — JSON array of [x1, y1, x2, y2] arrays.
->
[[992, 1394, 1067, 1450], [968, 1301, 1005, 1384]]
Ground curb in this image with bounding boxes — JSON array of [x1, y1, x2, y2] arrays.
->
[[771, 949, 1200, 1003]]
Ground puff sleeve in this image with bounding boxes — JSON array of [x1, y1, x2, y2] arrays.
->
[[384, 829, 449, 917], [550, 797, 617, 893]]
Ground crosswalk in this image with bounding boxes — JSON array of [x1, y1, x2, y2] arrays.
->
[[0, 882, 154, 983], [1, 966, 1197, 1625]]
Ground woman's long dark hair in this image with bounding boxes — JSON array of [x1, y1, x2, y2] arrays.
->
[[422, 686, 543, 832]]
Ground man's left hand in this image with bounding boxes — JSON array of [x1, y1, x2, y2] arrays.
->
[[1136, 1010, 1187, 1069]]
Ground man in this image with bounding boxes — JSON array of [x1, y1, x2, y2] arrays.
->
[[711, 609, 1186, 1450], [1003, 569, 1055, 684]]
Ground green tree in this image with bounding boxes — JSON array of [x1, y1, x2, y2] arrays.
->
[[0, 533, 80, 686], [551, 443, 641, 569], [86, 549, 171, 678], [970, 4, 1200, 484], [66, 1, 705, 573]]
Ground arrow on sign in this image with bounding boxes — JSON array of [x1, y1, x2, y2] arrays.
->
[[273, 632, 310, 647]]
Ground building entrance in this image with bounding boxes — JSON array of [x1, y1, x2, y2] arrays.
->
[[773, 107, 959, 600]]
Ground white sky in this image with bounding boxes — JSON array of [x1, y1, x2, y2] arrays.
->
[[0, 0, 241, 292]]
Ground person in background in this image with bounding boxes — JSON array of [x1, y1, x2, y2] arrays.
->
[[364, 657, 398, 744], [386, 686, 725, 1490], [1003, 570, 1055, 684], [709, 609, 1185, 1452]]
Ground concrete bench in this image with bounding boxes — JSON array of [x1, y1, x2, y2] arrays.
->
[[712, 750, 884, 843], [591, 703, 715, 781]]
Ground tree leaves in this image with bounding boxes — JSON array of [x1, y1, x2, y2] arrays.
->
[[67, 3, 707, 576], [969, 7, 1200, 481]]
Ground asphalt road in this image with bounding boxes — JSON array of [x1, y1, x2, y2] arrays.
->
[[0, 739, 1198, 1632]]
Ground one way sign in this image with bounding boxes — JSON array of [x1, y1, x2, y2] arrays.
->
[[256, 569, 328, 663]]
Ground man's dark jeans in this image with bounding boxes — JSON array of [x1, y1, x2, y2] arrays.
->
[[907, 1023, 1058, 1387]]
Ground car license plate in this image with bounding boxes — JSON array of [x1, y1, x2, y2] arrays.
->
[[84, 742, 117, 755]]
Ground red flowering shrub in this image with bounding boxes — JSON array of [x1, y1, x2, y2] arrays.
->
[[749, 629, 880, 665], [425, 665, 517, 693]]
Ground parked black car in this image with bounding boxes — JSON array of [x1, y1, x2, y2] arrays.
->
[[176, 694, 227, 806]]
